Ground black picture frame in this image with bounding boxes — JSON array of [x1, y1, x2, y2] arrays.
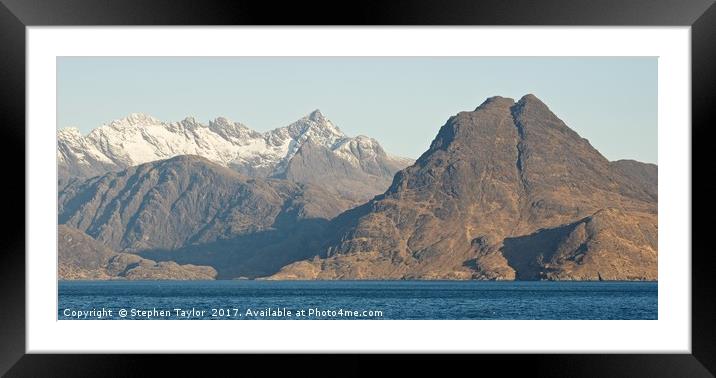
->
[[2, 0, 714, 376]]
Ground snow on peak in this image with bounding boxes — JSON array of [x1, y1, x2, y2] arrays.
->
[[58, 110, 406, 179], [308, 109, 325, 121], [211, 116, 234, 128], [284, 110, 345, 140], [107, 113, 162, 128], [332, 135, 386, 165], [208, 117, 251, 139], [58, 127, 83, 138], [180, 116, 203, 128]]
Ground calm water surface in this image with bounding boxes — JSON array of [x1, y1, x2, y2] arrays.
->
[[58, 280, 657, 320]]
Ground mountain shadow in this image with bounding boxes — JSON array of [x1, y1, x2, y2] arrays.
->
[[501, 221, 583, 280], [137, 217, 329, 279]]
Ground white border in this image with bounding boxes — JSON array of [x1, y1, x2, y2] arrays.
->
[[27, 27, 690, 353]]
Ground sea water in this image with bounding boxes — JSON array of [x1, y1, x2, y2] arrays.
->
[[58, 280, 657, 320]]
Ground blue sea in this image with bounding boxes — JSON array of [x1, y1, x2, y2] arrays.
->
[[58, 280, 657, 320]]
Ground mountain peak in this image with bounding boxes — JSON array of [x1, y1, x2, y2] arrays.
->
[[476, 96, 515, 110], [273, 94, 658, 281], [515, 93, 550, 110], [211, 116, 233, 126], [58, 127, 83, 137], [111, 113, 161, 127], [308, 109, 325, 121], [179, 116, 205, 129], [284, 110, 346, 141], [472, 94, 549, 112], [305, 110, 344, 134], [519, 93, 542, 102]]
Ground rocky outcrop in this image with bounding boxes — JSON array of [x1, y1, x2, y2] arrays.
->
[[270, 95, 657, 280], [58, 224, 217, 280], [500, 208, 657, 280]]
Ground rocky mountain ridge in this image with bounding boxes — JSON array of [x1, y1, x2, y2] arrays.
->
[[58, 95, 657, 281], [58, 110, 412, 203], [270, 95, 657, 280]]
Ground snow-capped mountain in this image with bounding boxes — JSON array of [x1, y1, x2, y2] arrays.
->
[[58, 110, 413, 201]]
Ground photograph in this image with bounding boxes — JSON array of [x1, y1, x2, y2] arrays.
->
[[3, 0, 713, 374], [56, 56, 658, 320], [0, 0, 716, 372]]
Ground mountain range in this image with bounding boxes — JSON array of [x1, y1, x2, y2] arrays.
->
[[58, 110, 413, 204], [57, 95, 657, 281]]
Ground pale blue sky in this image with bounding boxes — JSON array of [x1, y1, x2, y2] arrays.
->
[[57, 57, 657, 163]]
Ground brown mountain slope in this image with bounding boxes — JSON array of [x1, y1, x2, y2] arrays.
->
[[59, 155, 351, 252], [58, 225, 217, 280], [270, 95, 657, 280], [611, 159, 658, 200], [58, 155, 355, 279]]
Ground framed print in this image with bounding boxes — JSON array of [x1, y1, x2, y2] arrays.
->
[[2, 0, 715, 376]]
